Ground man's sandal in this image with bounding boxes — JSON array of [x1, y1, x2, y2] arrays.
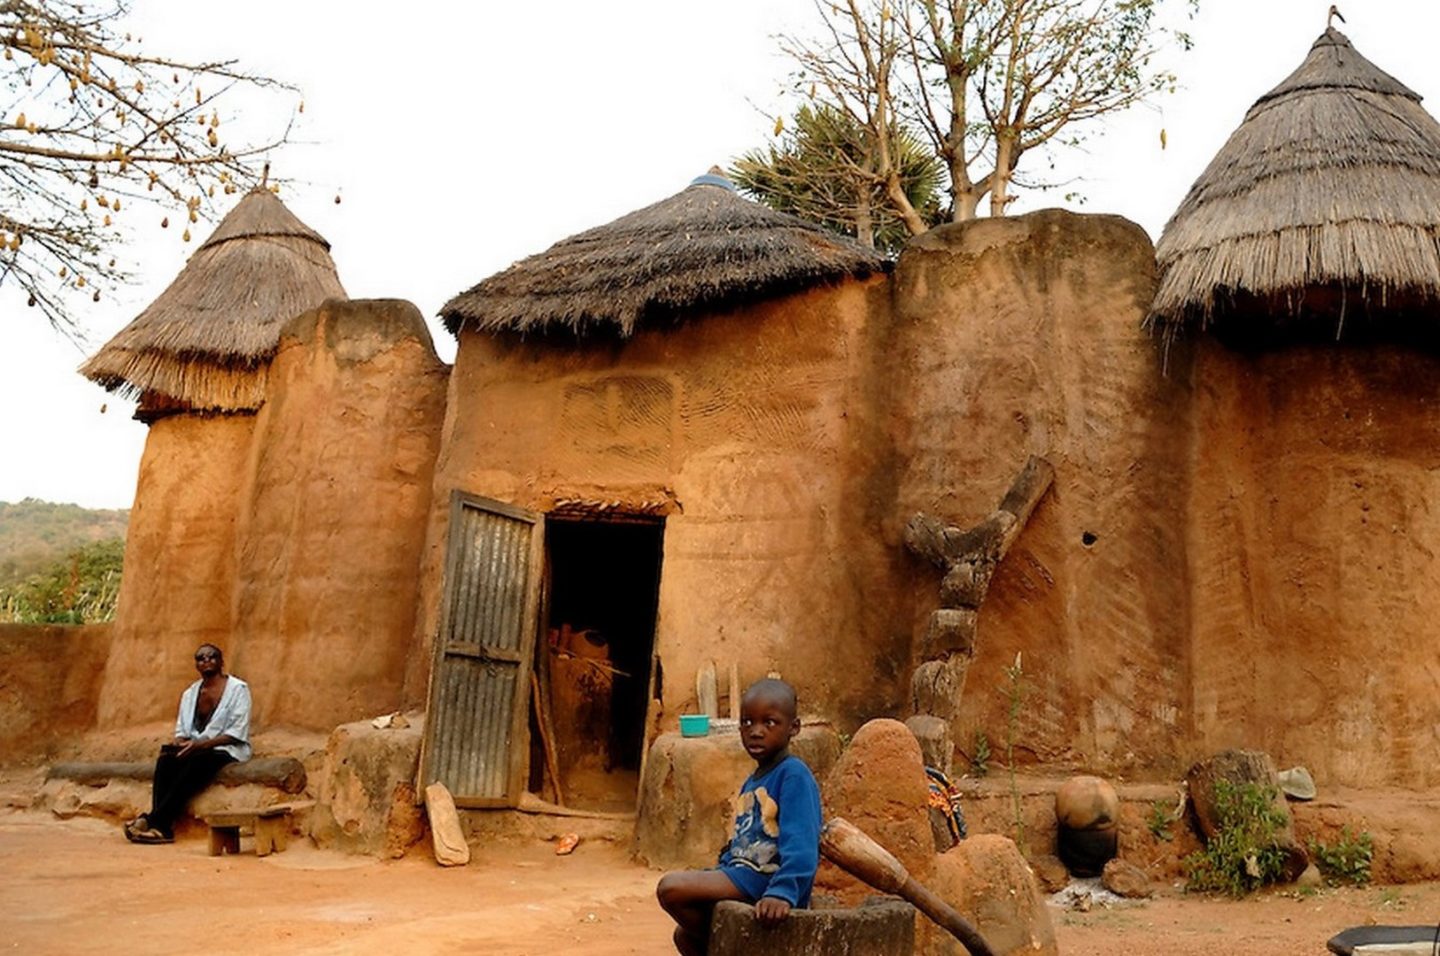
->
[[130, 827, 173, 844]]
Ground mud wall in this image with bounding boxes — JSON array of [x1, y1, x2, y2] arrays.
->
[[96, 412, 254, 728], [233, 299, 448, 730], [886, 211, 1193, 776], [1186, 341, 1440, 789], [408, 278, 908, 728], [0, 623, 111, 763]]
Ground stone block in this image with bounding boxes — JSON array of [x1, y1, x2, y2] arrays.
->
[[310, 716, 424, 857], [709, 898, 915, 956], [920, 834, 1057, 956], [635, 722, 842, 869]]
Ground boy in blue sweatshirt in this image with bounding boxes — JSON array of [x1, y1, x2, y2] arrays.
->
[[656, 678, 823, 956]]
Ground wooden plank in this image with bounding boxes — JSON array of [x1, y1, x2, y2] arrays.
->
[[531, 671, 565, 806], [48, 757, 306, 793]]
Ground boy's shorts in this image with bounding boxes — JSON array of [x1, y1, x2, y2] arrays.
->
[[717, 865, 767, 903]]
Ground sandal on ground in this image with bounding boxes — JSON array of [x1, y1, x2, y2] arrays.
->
[[130, 827, 173, 844]]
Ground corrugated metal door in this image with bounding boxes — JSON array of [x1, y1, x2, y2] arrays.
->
[[420, 492, 544, 807]]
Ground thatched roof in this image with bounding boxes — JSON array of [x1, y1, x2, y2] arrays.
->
[[1150, 28, 1440, 339], [440, 172, 890, 339], [81, 187, 346, 411]]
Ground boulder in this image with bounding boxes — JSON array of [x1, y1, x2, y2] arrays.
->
[[709, 898, 915, 955], [814, 719, 935, 904], [919, 834, 1058, 956], [310, 717, 424, 857], [1100, 858, 1153, 899], [1029, 853, 1070, 893]]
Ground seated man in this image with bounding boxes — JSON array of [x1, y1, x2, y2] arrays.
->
[[125, 643, 251, 844]]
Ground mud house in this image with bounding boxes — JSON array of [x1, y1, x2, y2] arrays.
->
[[23, 24, 1440, 834]]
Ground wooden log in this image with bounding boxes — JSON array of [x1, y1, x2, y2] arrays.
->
[[530, 671, 565, 806], [48, 756, 307, 793], [1186, 750, 1307, 880], [821, 817, 996, 956], [709, 898, 915, 956], [697, 660, 719, 718], [910, 656, 971, 720], [904, 457, 1053, 597], [919, 608, 978, 660]]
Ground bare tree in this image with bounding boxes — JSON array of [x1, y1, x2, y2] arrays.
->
[[0, 0, 298, 334], [778, 0, 1191, 230]]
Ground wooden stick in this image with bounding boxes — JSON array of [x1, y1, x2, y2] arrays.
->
[[530, 671, 565, 807], [821, 817, 996, 956]]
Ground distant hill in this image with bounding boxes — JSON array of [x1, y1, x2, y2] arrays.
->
[[0, 498, 129, 587]]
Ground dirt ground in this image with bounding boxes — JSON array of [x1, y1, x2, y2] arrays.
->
[[7, 810, 1440, 955]]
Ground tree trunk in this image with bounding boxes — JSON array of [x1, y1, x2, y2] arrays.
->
[[1186, 750, 1308, 881]]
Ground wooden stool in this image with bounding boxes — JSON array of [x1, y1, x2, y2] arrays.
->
[[204, 801, 313, 857]]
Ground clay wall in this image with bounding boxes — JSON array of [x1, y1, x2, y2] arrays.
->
[[233, 299, 448, 730], [886, 211, 1194, 776], [96, 412, 254, 728], [407, 278, 909, 727], [1186, 340, 1440, 789], [0, 623, 111, 763]]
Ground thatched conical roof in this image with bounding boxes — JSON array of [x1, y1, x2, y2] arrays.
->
[[81, 187, 346, 411], [1150, 28, 1440, 339], [440, 172, 890, 339]]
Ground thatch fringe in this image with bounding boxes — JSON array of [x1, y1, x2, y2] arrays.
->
[[1150, 28, 1440, 338], [81, 189, 345, 411], [441, 174, 890, 340]]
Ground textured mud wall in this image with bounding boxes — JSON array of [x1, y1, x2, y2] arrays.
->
[[233, 299, 448, 730], [887, 211, 1193, 776], [408, 278, 906, 727], [1187, 341, 1440, 789], [0, 624, 111, 763], [97, 412, 254, 727]]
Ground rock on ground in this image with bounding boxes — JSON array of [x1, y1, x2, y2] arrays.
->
[[814, 719, 935, 904], [310, 717, 424, 857], [1100, 858, 1154, 899], [919, 834, 1058, 956]]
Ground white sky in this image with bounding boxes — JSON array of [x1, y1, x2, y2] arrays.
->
[[1, 0, 1435, 510]]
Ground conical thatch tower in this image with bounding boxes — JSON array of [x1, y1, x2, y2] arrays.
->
[[1150, 28, 1440, 339], [440, 171, 889, 339], [81, 187, 346, 411]]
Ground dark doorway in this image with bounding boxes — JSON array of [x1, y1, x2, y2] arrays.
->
[[536, 515, 663, 812]]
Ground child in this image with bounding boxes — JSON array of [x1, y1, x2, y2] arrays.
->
[[656, 678, 822, 956]]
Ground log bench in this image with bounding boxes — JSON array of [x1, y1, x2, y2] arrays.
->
[[47, 757, 307, 793], [44, 757, 309, 835], [205, 801, 315, 857]]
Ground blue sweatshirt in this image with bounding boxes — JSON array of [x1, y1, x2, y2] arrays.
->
[[718, 754, 822, 908]]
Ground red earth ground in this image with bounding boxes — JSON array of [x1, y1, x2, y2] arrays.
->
[[5, 809, 1440, 955]]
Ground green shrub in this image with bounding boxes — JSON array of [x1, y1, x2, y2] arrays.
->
[[1310, 826, 1373, 887], [0, 538, 123, 624], [971, 729, 991, 778], [1183, 780, 1290, 896], [1147, 799, 1175, 842]]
